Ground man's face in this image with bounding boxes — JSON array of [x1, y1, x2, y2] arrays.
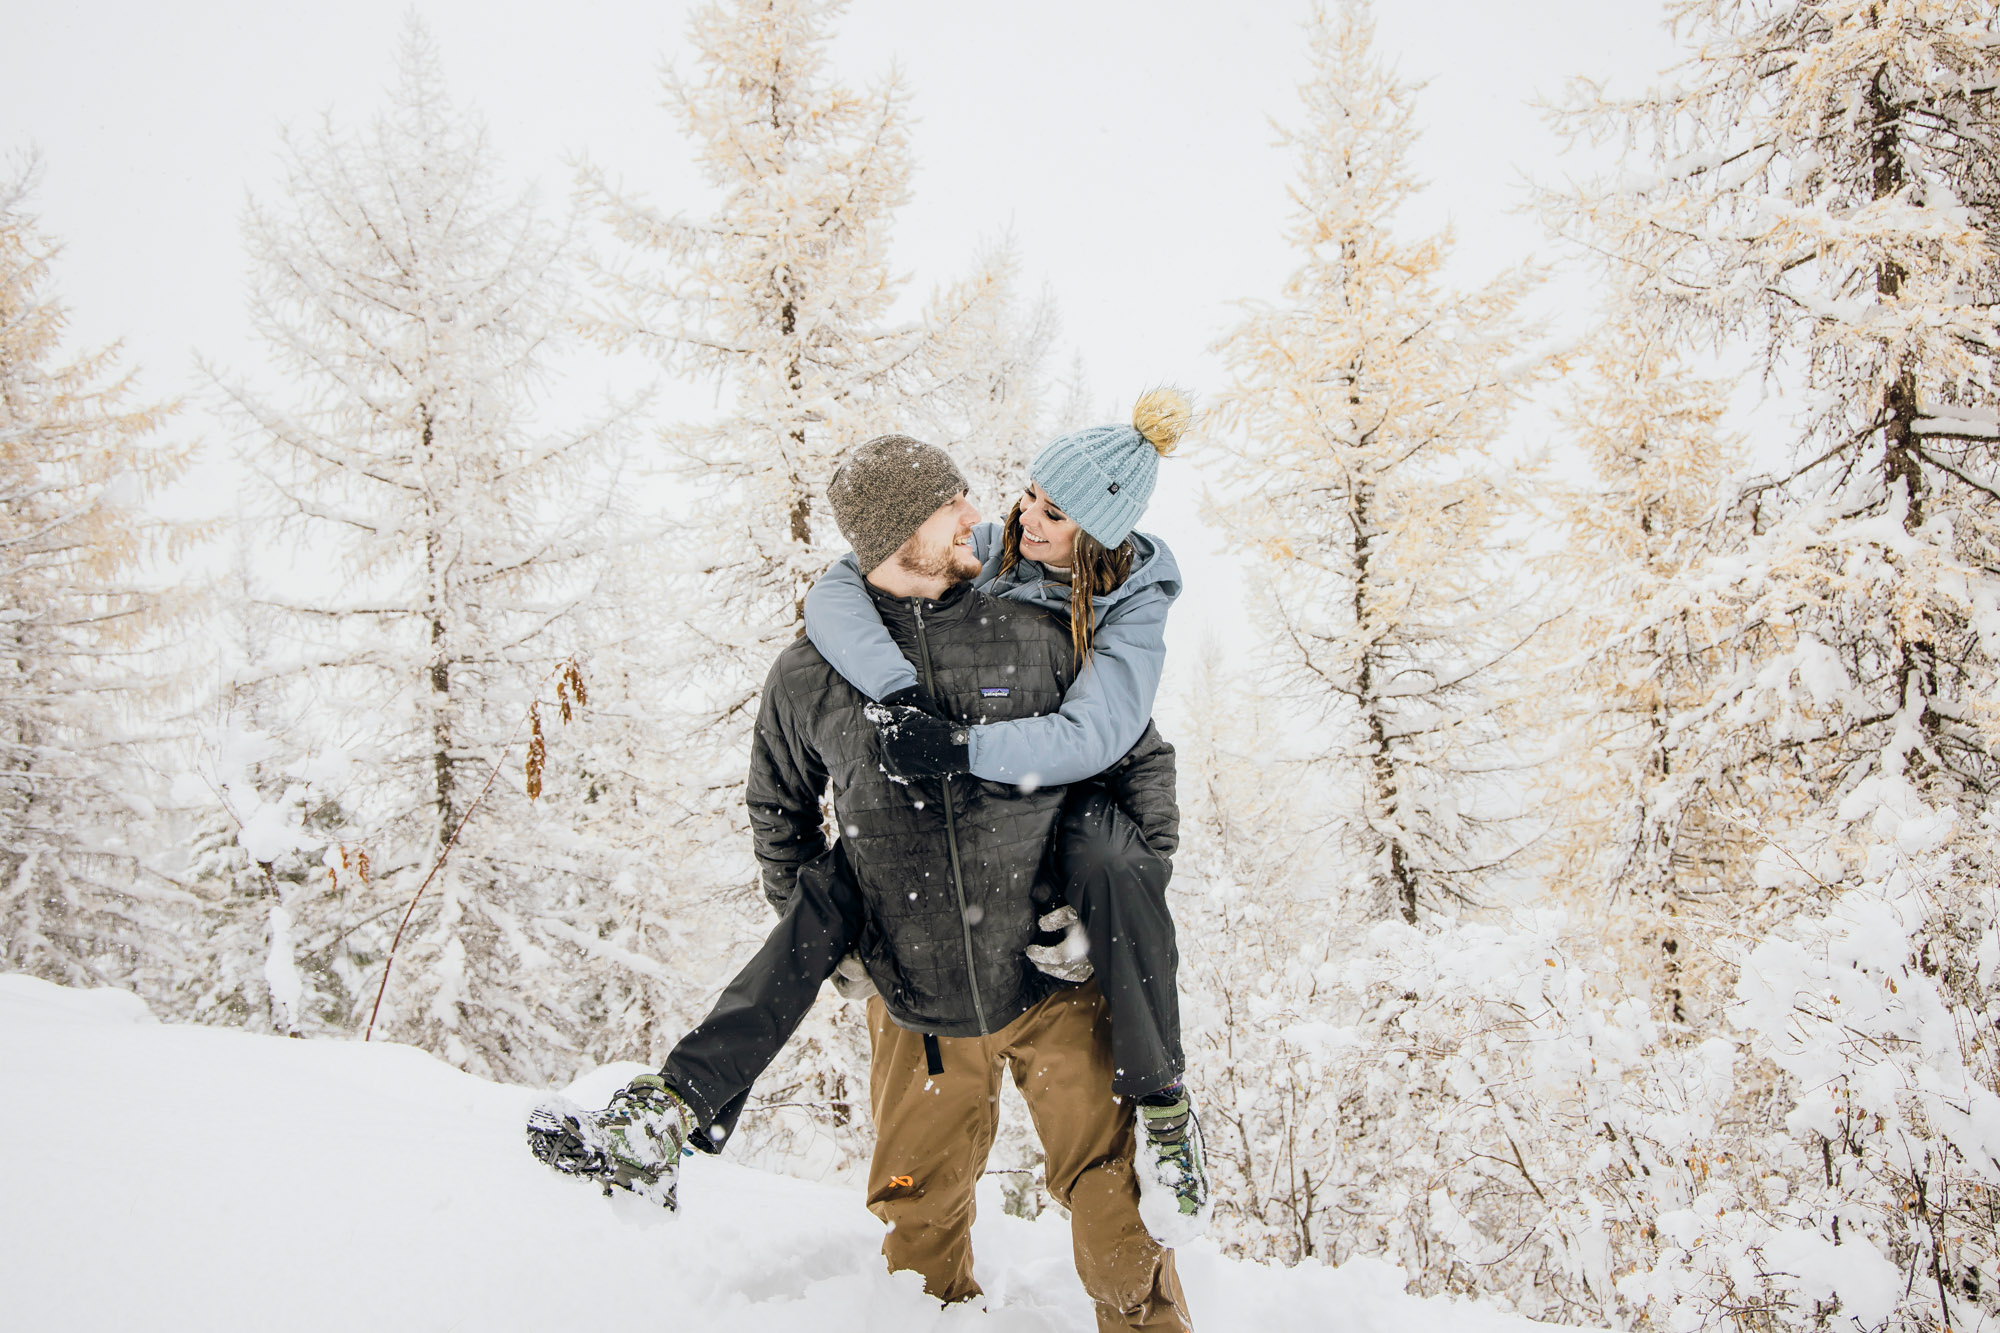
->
[[890, 491, 983, 584]]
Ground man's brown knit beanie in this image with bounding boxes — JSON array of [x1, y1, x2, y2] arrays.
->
[[827, 435, 970, 574]]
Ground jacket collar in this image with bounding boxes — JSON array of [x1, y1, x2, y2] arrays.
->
[[865, 576, 978, 633]]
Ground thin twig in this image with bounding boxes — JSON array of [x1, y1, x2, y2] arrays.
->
[[363, 658, 582, 1042]]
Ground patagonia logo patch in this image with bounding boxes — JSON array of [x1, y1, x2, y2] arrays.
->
[[980, 687, 1011, 698]]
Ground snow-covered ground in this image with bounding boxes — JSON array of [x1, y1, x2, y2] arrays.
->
[[2, 974, 1585, 1332]]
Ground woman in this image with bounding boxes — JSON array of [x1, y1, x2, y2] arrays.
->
[[800, 388, 1204, 1237]]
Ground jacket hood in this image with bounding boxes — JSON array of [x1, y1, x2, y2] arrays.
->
[[983, 530, 1180, 628]]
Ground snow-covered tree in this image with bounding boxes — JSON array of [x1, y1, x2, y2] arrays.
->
[[1180, 34, 1557, 1263], [905, 239, 1060, 510], [212, 24, 646, 1081], [0, 162, 191, 998], [1171, 643, 1334, 1262], [171, 556, 373, 1040], [1712, 783, 1999, 1333], [1550, 0, 2000, 825], [581, 0, 921, 627], [576, 0, 935, 902], [1209, 0, 1541, 925], [175, 707, 351, 1039], [575, 0, 943, 1171], [1533, 309, 1770, 1025], [1525, 3, 2000, 1323]]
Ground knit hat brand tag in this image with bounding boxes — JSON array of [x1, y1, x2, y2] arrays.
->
[[980, 688, 1011, 698]]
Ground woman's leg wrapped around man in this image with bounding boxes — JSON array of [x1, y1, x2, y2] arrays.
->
[[658, 846, 868, 1149], [1054, 785, 1209, 1234], [1055, 785, 1183, 1097]]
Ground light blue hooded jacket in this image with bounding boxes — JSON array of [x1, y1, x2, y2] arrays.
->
[[801, 523, 1180, 787]]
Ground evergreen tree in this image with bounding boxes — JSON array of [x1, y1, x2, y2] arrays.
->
[[1172, 643, 1330, 1262], [174, 558, 369, 1040], [1536, 307, 1765, 1025], [577, 0, 933, 879], [213, 24, 642, 1081], [1538, 5, 2000, 1322], [1209, 0, 1541, 925], [576, 0, 935, 1169], [0, 162, 189, 998], [1550, 0, 2000, 819], [580, 0, 920, 624], [906, 240, 1060, 510]]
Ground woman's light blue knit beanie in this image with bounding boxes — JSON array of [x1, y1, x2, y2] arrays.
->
[[1029, 388, 1192, 547]]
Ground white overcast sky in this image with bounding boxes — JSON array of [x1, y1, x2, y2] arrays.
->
[[6, 0, 1687, 681]]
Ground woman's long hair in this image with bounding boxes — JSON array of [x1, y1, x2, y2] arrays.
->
[[998, 502, 1133, 667]]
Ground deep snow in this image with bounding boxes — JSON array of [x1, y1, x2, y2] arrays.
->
[[1, 973, 1589, 1331]]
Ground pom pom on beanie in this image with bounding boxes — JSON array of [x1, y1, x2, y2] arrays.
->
[[1131, 388, 1191, 457]]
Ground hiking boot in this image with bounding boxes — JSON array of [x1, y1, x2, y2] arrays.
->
[[526, 1074, 695, 1210], [1134, 1084, 1210, 1244]]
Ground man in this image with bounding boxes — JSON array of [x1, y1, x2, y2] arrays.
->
[[529, 435, 1191, 1331]]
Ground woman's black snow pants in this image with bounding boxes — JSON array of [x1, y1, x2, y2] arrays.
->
[[658, 787, 1184, 1149], [1053, 784, 1183, 1098]]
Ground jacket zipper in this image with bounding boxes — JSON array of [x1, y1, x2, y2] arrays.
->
[[912, 599, 988, 1033]]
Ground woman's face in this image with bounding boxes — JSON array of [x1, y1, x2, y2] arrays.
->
[[1017, 482, 1080, 568]]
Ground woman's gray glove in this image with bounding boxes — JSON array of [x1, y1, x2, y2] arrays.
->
[[830, 952, 878, 1001], [1024, 906, 1093, 982]]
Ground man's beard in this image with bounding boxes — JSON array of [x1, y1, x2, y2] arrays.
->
[[894, 534, 982, 584]]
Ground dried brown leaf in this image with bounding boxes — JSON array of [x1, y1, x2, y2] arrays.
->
[[526, 702, 547, 801]]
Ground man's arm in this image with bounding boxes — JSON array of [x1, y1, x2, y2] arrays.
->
[[745, 657, 832, 911]]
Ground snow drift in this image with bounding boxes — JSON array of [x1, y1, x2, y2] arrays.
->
[[0, 972, 1588, 1332]]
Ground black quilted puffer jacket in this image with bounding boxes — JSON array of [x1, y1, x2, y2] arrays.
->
[[747, 579, 1178, 1039]]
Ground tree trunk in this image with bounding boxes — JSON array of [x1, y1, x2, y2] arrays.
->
[[420, 408, 456, 847], [1867, 58, 1941, 761], [781, 306, 811, 623], [1351, 480, 1417, 923]]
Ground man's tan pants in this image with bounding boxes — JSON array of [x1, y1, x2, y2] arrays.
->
[[865, 981, 1192, 1332]]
